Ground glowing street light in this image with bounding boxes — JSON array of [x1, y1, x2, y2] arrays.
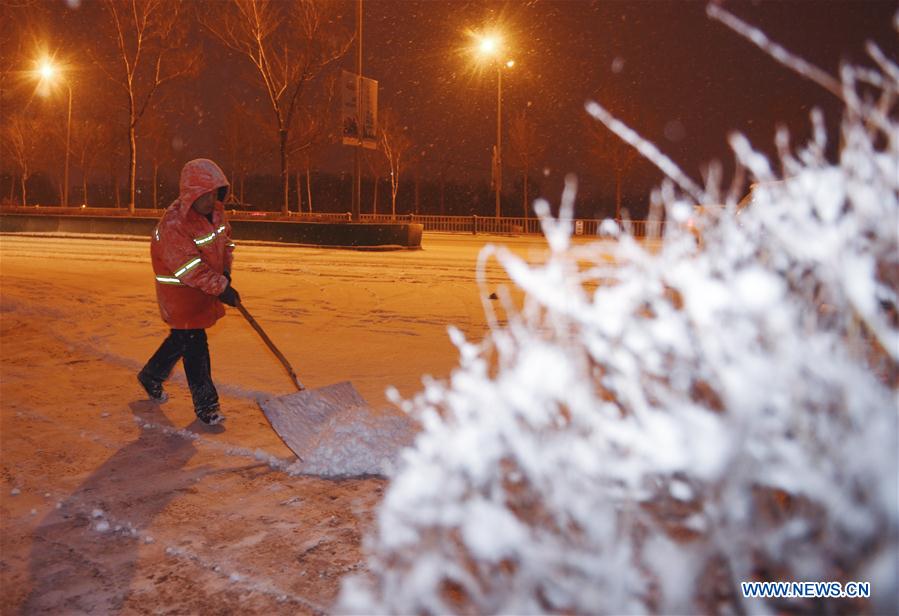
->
[[34, 58, 73, 208], [479, 35, 498, 55], [473, 31, 514, 219]]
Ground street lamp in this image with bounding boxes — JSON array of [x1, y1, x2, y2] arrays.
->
[[36, 59, 73, 208], [474, 32, 514, 219]]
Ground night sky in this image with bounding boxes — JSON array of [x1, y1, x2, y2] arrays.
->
[[5, 0, 897, 215], [354, 0, 896, 210]]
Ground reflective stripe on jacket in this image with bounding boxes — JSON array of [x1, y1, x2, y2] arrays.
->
[[151, 158, 235, 329]]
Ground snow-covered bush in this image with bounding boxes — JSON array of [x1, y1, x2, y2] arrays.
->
[[339, 8, 898, 615]]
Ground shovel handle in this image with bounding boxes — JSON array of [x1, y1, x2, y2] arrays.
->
[[235, 302, 305, 391]]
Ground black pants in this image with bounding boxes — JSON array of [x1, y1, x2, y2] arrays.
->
[[140, 329, 219, 414]]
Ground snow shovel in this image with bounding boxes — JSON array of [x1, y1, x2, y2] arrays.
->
[[236, 301, 369, 462]]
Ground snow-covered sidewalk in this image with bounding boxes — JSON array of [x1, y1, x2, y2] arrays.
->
[[0, 232, 563, 613]]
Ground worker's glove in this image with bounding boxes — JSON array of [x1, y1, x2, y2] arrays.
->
[[218, 285, 241, 307]]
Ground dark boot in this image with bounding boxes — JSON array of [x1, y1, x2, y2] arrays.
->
[[139, 330, 185, 403], [137, 370, 169, 403], [197, 406, 226, 425]]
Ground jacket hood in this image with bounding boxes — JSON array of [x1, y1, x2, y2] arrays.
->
[[176, 158, 230, 215]]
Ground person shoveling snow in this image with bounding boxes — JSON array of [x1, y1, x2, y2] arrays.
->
[[134, 159, 413, 469], [137, 158, 240, 426]]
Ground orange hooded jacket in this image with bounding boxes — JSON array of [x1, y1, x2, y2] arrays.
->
[[151, 158, 234, 329]]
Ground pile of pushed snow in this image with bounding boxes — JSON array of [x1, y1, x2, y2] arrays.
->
[[260, 382, 418, 478], [337, 11, 898, 616], [299, 406, 416, 477]]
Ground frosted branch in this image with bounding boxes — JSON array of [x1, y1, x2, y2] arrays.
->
[[707, 3, 843, 99], [585, 101, 705, 203]]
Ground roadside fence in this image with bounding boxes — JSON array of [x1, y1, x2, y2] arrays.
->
[[0, 206, 666, 238]]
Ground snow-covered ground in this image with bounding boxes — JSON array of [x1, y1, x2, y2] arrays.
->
[[4, 232, 606, 400], [0, 230, 597, 613]]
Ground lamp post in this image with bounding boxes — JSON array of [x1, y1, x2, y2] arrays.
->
[[495, 60, 502, 219], [61, 82, 72, 208], [476, 34, 513, 219], [353, 0, 362, 222], [38, 61, 73, 208]]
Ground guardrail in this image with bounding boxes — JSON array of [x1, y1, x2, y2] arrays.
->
[[1, 205, 164, 217], [0, 206, 666, 238], [0, 209, 422, 248], [358, 214, 666, 238]]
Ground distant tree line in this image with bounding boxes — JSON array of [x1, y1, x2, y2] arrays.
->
[[1, 0, 643, 220], [0, 168, 551, 219]]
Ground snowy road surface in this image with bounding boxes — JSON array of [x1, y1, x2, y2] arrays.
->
[[0, 231, 585, 613]]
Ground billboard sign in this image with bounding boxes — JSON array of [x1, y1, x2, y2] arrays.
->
[[342, 70, 378, 149]]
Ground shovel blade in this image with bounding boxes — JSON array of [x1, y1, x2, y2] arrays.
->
[[258, 381, 367, 460]]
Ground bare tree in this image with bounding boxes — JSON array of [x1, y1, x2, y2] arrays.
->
[[364, 147, 387, 214], [587, 117, 640, 220], [288, 122, 323, 214], [0, 2, 36, 202], [4, 114, 38, 205], [30, 96, 69, 205], [221, 93, 271, 206], [105, 129, 128, 208], [45, 120, 68, 205], [138, 109, 172, 209], [507, 104, 545, 220], [70, 118, 109, 206], [378, 109, 412, 219], [287, 77, 336, 214], [99, 0, 198, 212], [202, 0, 352, 215]]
